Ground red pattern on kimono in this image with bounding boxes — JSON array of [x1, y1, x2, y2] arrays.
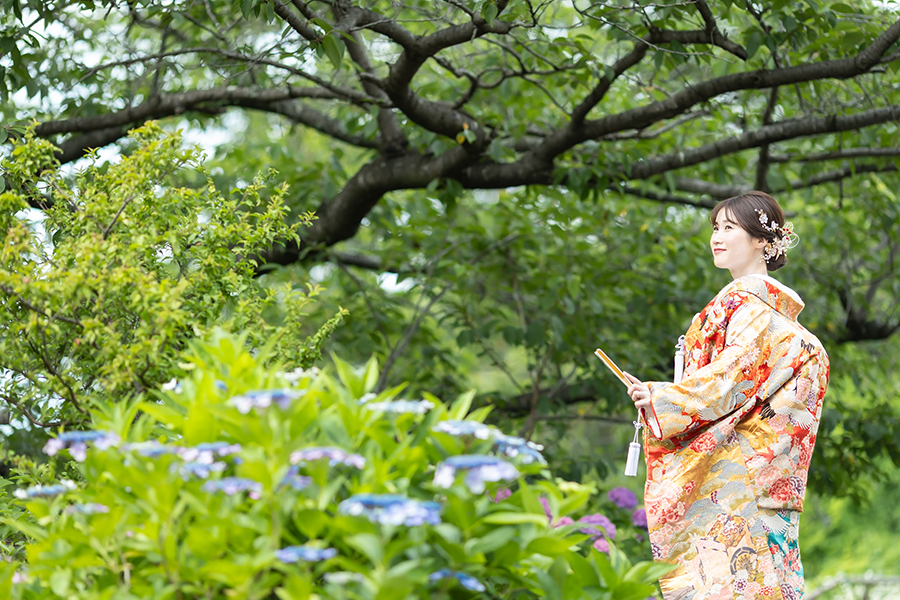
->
[[641, 275, 829, 600]]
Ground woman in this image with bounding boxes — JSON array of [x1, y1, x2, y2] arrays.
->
[[624, 191, 830, 600]]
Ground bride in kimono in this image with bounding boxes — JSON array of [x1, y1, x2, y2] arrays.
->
[[624, 191, 830, 600]]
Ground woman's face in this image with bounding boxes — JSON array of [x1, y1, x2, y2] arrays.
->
[[710, 210, 767, 276]]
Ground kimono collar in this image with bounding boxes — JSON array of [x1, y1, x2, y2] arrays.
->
[[728, 274, 805, 321]]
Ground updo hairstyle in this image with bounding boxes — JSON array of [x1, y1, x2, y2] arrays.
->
[[708, 191, 789, 271]]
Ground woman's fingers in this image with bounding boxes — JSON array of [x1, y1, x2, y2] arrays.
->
[[623, 371, 641, 384]]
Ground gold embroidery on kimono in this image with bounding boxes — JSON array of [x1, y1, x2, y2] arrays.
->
[[642, 275, 830, 600]]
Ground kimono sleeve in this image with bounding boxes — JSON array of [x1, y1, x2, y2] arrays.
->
[[644, 298, 772, 441]]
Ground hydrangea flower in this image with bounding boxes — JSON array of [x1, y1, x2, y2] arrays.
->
[[178, 442, 241, 463], [275, 546, 337, 563], [14, 480, 77, 499], [175, 461, 227, 479], [280, 466, 313, 491], [540, 497, 553, 521], [433, 420, 494, 440], [554, 516, 575, 527], [578, 513, 617, 540], [12, 570, 26, 584], [358, 392, 377, 404], [229, 389, 302, 414], [433, 455, 520, 494], [490, 487, 512, 503], [65, 503, 110, 515], [121, 441, 181, 457], [608, 486, 638, 510], [290, 446, 365, 469], [43, 430, 121, 462], [339, 494, 442, 526], [493, 433, 546, 465], [280, 367, 320, 384], [632, 508, 648, 529], [593, 537, 610, 553], [202, 477, 262, 498], [429, 569, 486, 592], [363, 399, 434, 414]]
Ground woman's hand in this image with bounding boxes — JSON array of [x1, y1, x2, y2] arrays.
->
[[623, 371, 652, 411]]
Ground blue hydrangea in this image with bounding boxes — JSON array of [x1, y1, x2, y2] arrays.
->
[[65, 503, 109, 515], [275, 546, 337, 563], [178, 442, 241, 463], [175, 461, 227, 479], [290, 446, 365, 469], [14, 480, 77, 499], [433, 455, 521, 494], [202, 477, 262, 498], [43, 430, 121, 462], [280, 466, 313, 491], [432, 420, 494, 440], [362, 399, 434, 414], [492, 433, 546, 465], [338, 494, 442, 526], [121, 441, 181, 457], [429, 569, 487, 592], [229, 389, 302, 414]]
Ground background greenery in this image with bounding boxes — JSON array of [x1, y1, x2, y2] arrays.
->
[[2, 0, 900, 595]]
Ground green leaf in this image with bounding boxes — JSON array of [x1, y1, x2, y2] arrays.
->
[[483, 2, 498, 26], [49, 568, 72, 596], [321, 34, 344, 70], [482, 511, 549, 525], [448, 389, 476, 419], [346, 533, 384, 565]]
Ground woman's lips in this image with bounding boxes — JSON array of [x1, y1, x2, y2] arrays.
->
[[713, 249, 726, 254]]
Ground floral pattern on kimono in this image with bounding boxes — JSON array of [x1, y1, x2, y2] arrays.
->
[[641, 275, 830, 600]]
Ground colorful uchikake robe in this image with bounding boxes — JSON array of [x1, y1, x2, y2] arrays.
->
[[642, 275, 830, 600]]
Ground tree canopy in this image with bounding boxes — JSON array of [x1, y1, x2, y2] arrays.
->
[[3, 0, 900, 499]]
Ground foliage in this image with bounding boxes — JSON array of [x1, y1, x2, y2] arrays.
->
[[0, 123, 344, 428], [1, 332, 671, 599]]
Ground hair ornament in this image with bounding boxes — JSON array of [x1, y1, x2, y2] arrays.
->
[[756, 209, 799, 262]]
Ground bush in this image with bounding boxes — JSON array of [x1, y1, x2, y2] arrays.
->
[[1, 331, 670, 599], [0, 123, 342, 429]]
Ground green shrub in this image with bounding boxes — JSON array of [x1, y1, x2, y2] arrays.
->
[[0, 123, 342, 429], [1, 331, 670, 599]]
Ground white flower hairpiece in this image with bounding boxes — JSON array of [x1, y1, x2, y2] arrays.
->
[[756, 209, 799, 263]]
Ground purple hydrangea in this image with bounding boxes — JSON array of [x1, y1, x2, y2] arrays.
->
[[593, 537, 610, 553], [554, 516, 575, 528], [632, 508, 648, 529], [338, 494, 441, 526], [429, 570, 486, 592], [290, 446, 365, 469], [433, 455, 520, 494], [275, 546, 337, 563], [607, 486, 638, 510], [43, 430, 121, 462], [491, 488, 512, 503], [540, 497, 553, 521], [579, 513, 617, 540]]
